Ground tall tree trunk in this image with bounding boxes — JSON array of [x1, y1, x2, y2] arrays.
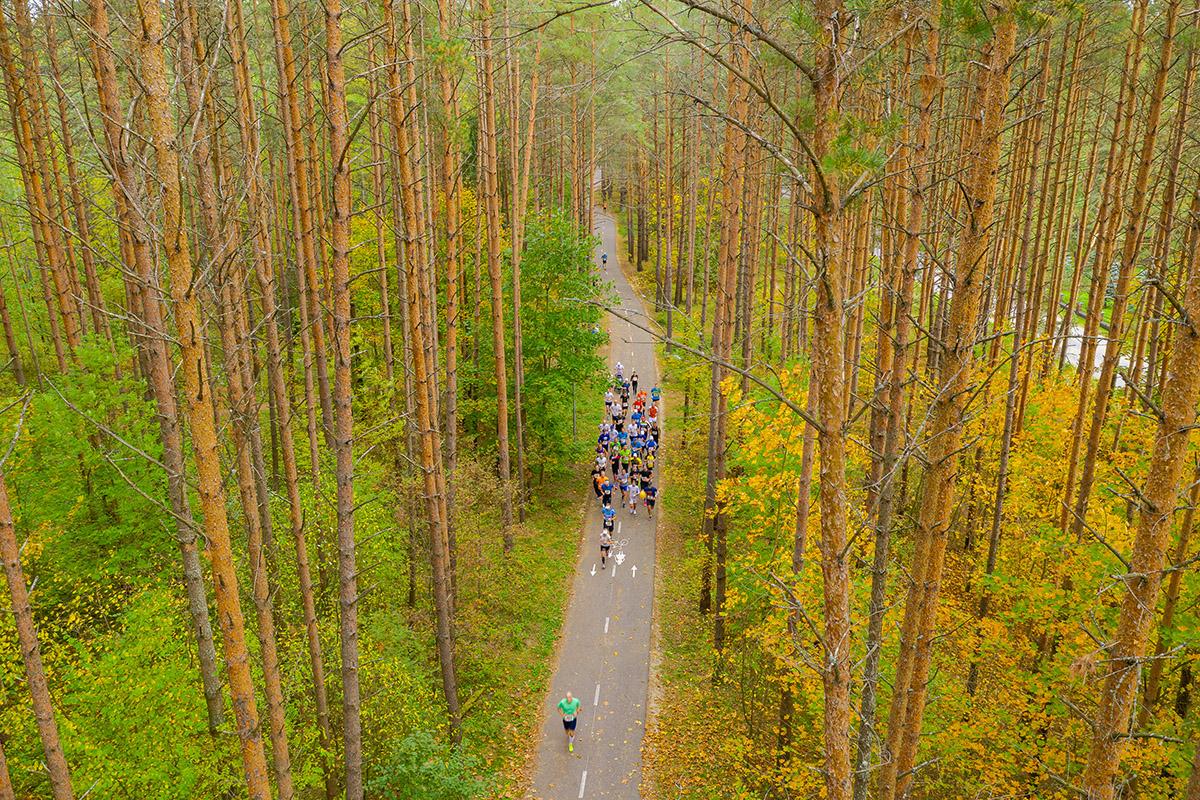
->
[[1057, 0, 1147, 536], [384, 0, 462, 740], [478, 0, 515, 545], [436, 0, 464, 580], [1069, 0, 1181, 541], [134, 0, 272, 792], [87, 0, 225, 736], [851, 11, 939, 797], [806, 3, 854, 797], [219, 8, 334, 775], [0, 471, 74, 800], [215, 269, 295, 800], [272, 0, 335, 453], [879, 10, 1017, 797], [703, 1, 751, 630], [505, 13, 528, 522], [0, 7, 69, 370], [269, 0, 323, 480], [43, 12, 108, 346], [1083, 186, 1200, 798], [9, 0, 81, 357], [321, 0, 363, 793]]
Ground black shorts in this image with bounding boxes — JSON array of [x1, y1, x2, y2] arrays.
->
[[563, 717, 577, 731], [647, 497, 656, 507], [600, 544, 611, 553], [602, 493, 612, 504]]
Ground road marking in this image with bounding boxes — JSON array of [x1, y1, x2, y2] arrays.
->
[[612, 564, 617, 578], [631, 565, 638, 578], [594, 684, 601, 706], [590, 563, 596, 576], [617, 521, 622, 535], [578, 770, 588, 798], [604, 616, 610, 634]]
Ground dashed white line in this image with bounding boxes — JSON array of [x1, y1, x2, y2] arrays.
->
[[579, 770, 588, 798], [604, 616, 610, 634], [594, 684, 601, 706]]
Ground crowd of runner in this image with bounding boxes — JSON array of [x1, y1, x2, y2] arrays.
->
[[589, 361, 661, 570]]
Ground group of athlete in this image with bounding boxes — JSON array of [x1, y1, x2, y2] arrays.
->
[[559, 359, 661, 754], [589, 361, 661, 571]]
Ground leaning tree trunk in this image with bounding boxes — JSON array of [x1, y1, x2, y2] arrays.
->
[[1082, 186, 1200, 800], [1069, 0, 1180, 541], [0, 471, 73, 800], [219, 0, 336, 789], [134, 0, 272, 793], [87, 0, 225, 736]]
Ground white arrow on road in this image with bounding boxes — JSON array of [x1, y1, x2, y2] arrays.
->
[[590, 564, 596, 576], [631, 565, 638, 578]]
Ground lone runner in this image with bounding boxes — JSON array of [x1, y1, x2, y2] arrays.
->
[[558, 691, 581, 752]]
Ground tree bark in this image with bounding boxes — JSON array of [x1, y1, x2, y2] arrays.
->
[[134, 0, 272, 793], [1083, 186, 1200, 798], [0, 471, 73, 800], [320, 0, 363, 793], [852, 11, 939, 797], [879, 10, 1017, 798], [87, 0, 226, 736], [1069, 0, 1180, 541], [477, 0, 515, 545]]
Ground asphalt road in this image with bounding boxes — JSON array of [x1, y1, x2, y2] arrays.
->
[[526, 206, 659, 800]]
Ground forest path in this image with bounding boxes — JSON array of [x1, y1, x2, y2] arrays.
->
[[524, 206, 659, 799]]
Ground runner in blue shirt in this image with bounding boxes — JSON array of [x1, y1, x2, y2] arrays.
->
[[645, 484, 658, 516], [602, 503, 616, 532], [651, 386, 661, 402]]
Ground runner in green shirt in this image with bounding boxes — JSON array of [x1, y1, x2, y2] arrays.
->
[[558, 692, 581, 752]]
